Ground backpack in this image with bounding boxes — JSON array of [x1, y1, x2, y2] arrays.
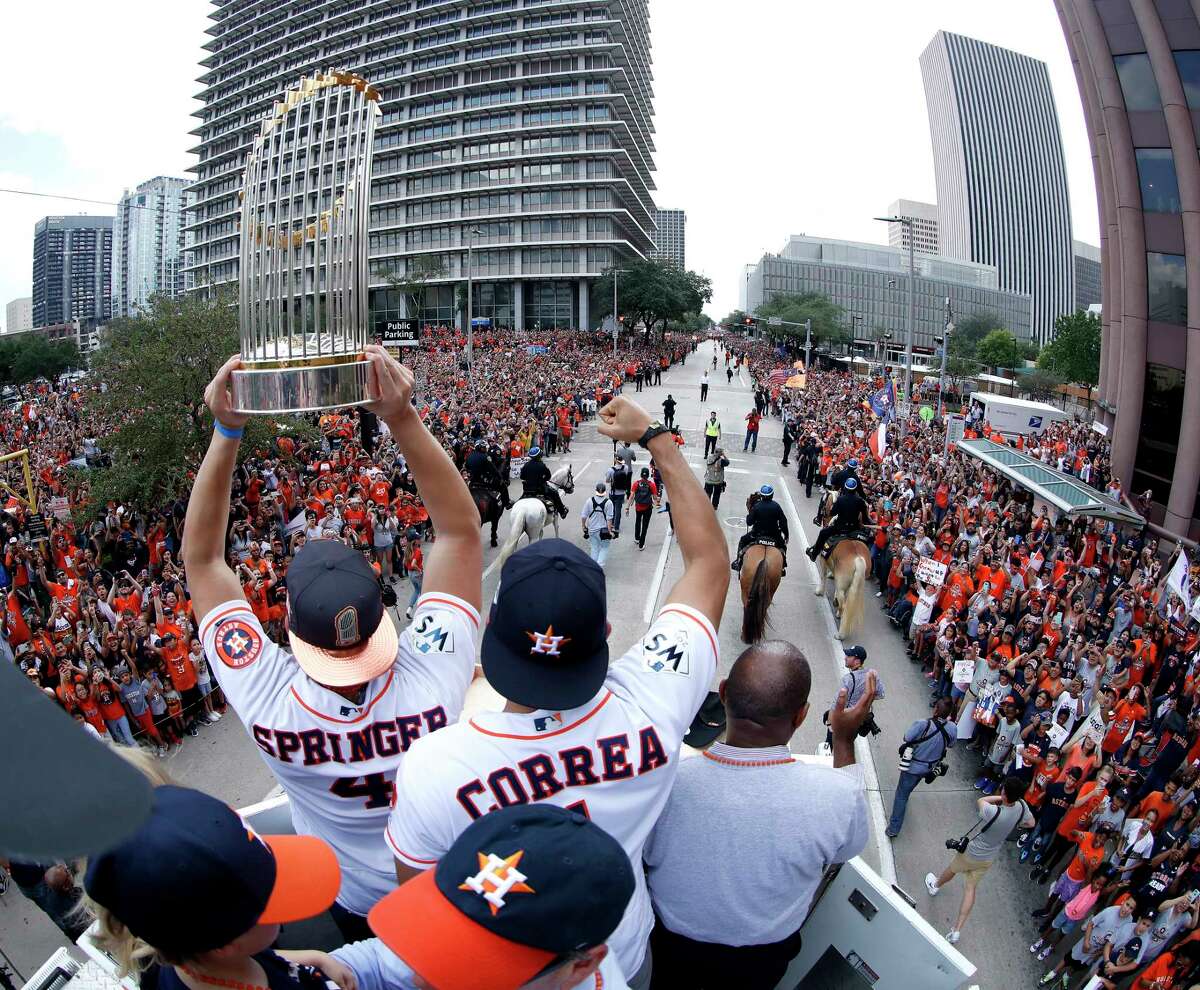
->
[[634, 480, 653, 508]]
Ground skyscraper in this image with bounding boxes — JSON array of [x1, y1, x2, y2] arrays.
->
[[1072, 239, 1101, 311], [920, 31, 1074, 344], [187, 0, 657, 331], [886, 200, 939, 257], [5, 297, 32, 335], [113, 176, 192, 319], [652, 208, 686, 267], [31, 216, 114, 329], [1056, 0, 1200, 537]]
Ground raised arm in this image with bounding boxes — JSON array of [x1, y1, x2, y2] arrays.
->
[[363, 347, 481, 613], [598, 396, 728, 628], [181, 355, 249, 626]]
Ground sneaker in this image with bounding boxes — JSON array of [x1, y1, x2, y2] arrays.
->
[[1029, 938, 1044, 954], [1020, 847, 1032, 863], [1030, 868, 1044, 882], [875, 590, 883, 598], [210, 711, 222, 721], [186, 725, 199, 737], [980, 779, 996, 795], [1017, 831, 1030, 848], [924, 873, 940, 897], [1037, 946, 1052, 962], [0, 870, 8, 896], [1031, 906, 1051, 919], [1038, 972, 1057, 987], [405, 607, 413, 620], [945, 929, 960, 945], [1061, 974, 1070, 989], [973, 777, 986, 790]]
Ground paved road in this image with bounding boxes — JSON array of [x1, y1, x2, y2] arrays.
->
[[3, 341, 1037, 988]]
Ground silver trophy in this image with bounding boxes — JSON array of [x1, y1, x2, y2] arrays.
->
[[231, 70, 381, 413]]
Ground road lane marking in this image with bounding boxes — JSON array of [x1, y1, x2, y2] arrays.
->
[[778, 474, 898, 887], [643, 518, 675, 623]]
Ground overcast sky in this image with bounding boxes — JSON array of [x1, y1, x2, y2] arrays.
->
[[0, 0, 1097, 331]]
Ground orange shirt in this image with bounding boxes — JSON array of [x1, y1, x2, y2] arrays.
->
[[1065, 831, 1108, 883], [1058, 782, 1106, 839], [161, 642, 196, 692], [1103, 700, 1146, 753], [1136, 790, 1177, 832]]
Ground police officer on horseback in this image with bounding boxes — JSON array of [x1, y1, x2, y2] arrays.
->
[[807, 476, 870, 560], [829, 457, 861, 493], [518, 447, 569, 518], [732, 484, 789, 573], [466, 440, 511, 507]]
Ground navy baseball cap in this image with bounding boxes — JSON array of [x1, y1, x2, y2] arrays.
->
[[482, 539, 608, 711], [368, 804, 634, 990], [84, 786, 339, 957], [843, 645, 867, 663], [286, 539, 398, 686]]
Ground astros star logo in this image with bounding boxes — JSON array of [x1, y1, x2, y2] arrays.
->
[[527, 625, 571, 656], [224, 630, 251, 657], [215, 618, 262, 669], [459, 850, 535, 915]]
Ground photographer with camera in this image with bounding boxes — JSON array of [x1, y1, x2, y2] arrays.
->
[[824, 646, 885, 748], [925, 776, 1034, 945], [886, 696, 956, 839]]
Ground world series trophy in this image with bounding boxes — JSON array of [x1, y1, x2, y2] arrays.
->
[[231, 70, 382, 413]]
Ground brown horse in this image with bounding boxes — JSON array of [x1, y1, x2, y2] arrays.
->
[[740, 542, 784, 644], [814, 536, 870, 640]]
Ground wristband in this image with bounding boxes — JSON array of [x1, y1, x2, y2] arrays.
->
[[214, 420, 244, 440]]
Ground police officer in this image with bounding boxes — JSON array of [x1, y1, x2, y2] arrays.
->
[[733, 484, 790, 572], [829, 457, 861, 492], [797, 436, 820, 498], [465, 441, 510, 510], [519, 447, 568, 518], [807, 476, 871, 560]]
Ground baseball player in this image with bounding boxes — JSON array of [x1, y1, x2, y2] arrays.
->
[[184, 348, 483, 942], [385, 396, 729, 989]]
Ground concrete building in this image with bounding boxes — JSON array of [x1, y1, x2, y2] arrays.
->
[[5, 296, 32, 335], [113, 176, 192, 319], [652, 207, 685, 267], [1055, 0, 1200, 536], [743, 234, 1033, 355], [186, 0, 656, 331], [886, 199, 939, 257], [32, 216, 114, 330], [1073, 239, 1102, 311], [921, 31, 1075, 344]]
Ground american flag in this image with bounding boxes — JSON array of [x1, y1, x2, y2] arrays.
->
[[767, 367, 789, 387]]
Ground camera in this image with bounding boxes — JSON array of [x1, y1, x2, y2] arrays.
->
[[924, 760, 949, 785], [858, 713, 881, 738], [946, 835, 969, 853]]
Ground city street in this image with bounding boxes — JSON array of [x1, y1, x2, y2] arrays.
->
[[3, 341, 1039, 988]]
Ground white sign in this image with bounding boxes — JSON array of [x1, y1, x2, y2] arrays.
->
[[47, 496, 71, 521], [915, 555, 948, 586], [952, 658, 976, 685], [1091, 420, 1109, 437], [1047, 722, 1068, 749], [1082, 708, 1107, 746], [945, 413, 966, 449], [767, 316, 783, 326]]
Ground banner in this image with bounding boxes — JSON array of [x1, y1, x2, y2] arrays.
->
[[1081, 709, 1106, 746], [1166, 551, 1192, 612], [952, 658, 976, 685], [915, 555, 948, 586], [865, 380, 897, 420], [47, 496, 71, 521], [868, 421, 887, 462]]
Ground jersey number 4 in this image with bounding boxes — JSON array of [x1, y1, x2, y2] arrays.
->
[[329, 773, 395, 809]]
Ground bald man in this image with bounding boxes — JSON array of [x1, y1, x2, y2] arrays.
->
[[643, 641, 875, 990]]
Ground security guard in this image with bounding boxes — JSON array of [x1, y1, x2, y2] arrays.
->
[[807, 476, 870, 560], [518, 447, 568, 518]]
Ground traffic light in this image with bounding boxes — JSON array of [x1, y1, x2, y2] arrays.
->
[[744, 316, 754, 326], [618, 314, 625, 324]]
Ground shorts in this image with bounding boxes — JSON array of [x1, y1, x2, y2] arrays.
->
[[1050, 906, 1080, 936], [1051, 873, 1085, 903], [949, 852, 993, 883], [197, 679, 213, 698]]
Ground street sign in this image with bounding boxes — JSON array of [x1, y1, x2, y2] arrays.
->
[[767, 316, 782, 326], [376, 320, 419, 347]]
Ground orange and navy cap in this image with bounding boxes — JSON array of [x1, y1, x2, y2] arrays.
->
[[85, 786, 339, 956], [368, 804, 634, 990]]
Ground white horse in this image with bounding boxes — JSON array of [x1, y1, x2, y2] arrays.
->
[[497, 464, 575, 566]]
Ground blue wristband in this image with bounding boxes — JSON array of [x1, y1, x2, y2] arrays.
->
[[215, 420, 244, 440]]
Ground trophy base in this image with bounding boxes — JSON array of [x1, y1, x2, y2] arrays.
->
[[231, 360, 371, 414]]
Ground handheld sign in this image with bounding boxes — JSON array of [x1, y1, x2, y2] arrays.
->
[[916, 555, 948, 587]]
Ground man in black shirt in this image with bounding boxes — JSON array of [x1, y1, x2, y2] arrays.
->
[[662, 394, 677, 429], [796, 436, 820, 498], [732, 485, 789, 572], [807, 477, 870, 560]]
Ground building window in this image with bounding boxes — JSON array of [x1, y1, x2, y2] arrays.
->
[[1114, 53, 1162, 111], [524, 280, 574, 329], [1135, 149, 1181, 213], [1132, 363, 1186, 508], [1174, 51, 1200, 108], [1148, 252, 1187, 325]]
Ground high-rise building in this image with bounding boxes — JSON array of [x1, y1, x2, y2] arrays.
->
[[113, 176, 192, 319], [920, 31, 1074, 344], [31, 216, 114, 329], [1056, 0, 1200, 536], [1073, 239, 1101, 312], [187, 0, 656, 332], [652, 208, 685, 267], [5, 296, 32, 335], [743, 234, 1033, 353], [885, 199, 939, 257]]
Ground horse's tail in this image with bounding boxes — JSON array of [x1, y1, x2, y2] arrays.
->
[[742, 557, 772, 644], [842, 553, 867, 639]]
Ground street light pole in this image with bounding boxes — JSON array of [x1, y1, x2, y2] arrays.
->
[[874, 215, 916, 436], [938, 298, 954, 420], [804, 318, 812, 374], [610, 268, 628, 356]]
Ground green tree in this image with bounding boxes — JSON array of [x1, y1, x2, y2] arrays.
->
[[85, 293, 316, 512], [976, 329, 1021, 373], [754, 291, 848, 347], [720, 309, 749, 329], [1021, 369, 1065, 403], [948, 312, 1003, 359], [1037, 310, 1101, 386], [384, 255, 446, 321], [0, 334, 81, 384], [593, 259, 713, 338]]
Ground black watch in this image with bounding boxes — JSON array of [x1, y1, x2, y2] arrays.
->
[[638, 421, 671, 449]]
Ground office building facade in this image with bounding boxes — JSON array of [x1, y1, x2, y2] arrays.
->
[[1055, 0, 1200, 536], [744, 234, 1033, 354], [113, 176, 192, 319], [886, 199, 939, 257], [652, 207, 685, 267], [187, 0, 656, 331], [921, 31, 1075, 344], [5, 296, 32, 335], [1073, 239, 1102, 311], [32, 216, 114, 329]]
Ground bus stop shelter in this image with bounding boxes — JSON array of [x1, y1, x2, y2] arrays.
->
[[956, 438, 1145, 527]]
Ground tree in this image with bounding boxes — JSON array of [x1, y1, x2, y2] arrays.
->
[[1021, 369, 1064, 404], [593, 259, 713, 339], [976, 329, 1021, 373], [1037, 310, 1101, 386], [385, 255, 446, 321], [85, 293, 316, 512], [754, 292, 848, 347], [0, 334, 81, 384], [948, 312, 1004, 359], [720, 309, 749, 329]]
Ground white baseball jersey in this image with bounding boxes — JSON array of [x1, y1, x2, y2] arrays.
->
[[385, 602, 717, 977], [201, 591, 479, 916]]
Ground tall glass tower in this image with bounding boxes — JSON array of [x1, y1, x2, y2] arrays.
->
[[113, 176, 192, 319], [186, 0, 657, 331]]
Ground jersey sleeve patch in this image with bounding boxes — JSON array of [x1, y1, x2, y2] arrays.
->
[[642, 627, 691, 675], [410, 611, 455, 655], [214, 617, 264, 669]]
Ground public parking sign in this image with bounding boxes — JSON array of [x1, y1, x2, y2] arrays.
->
[[376, 320, 419, 347]]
